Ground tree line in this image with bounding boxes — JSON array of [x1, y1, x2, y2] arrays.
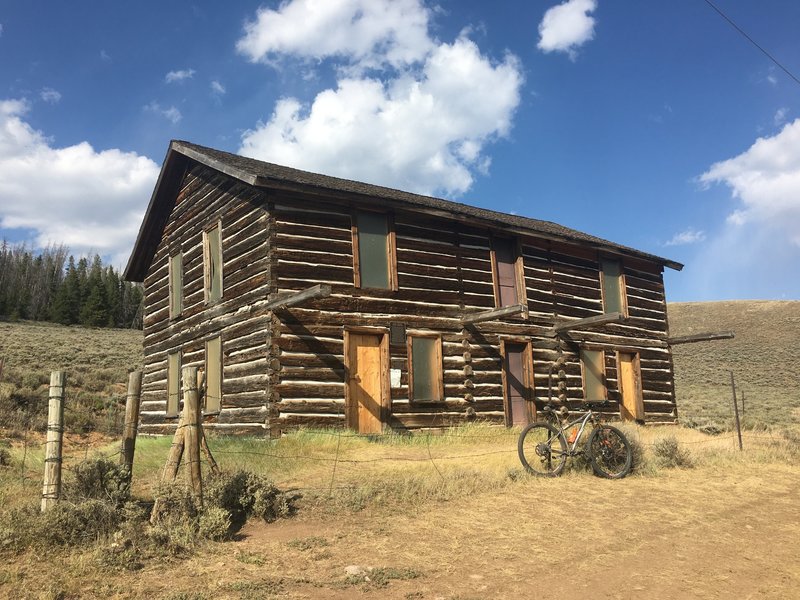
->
[[0, 241, 143, 329]]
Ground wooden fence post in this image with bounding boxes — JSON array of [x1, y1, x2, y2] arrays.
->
[[41, 371, 66, 512], [730, 371, 743, 451], [120, 370, 143, 477], [182, 366, 202, 505]]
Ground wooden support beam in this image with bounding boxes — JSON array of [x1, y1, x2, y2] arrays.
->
[[549, 311, 626, 336], [667, 331, 735, 346], [265, 283, 332, 310], [461, 303, 526, 325]]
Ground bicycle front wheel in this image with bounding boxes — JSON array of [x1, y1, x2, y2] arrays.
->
[[518, 422, 567, 476], [587, 425, 632, 479]]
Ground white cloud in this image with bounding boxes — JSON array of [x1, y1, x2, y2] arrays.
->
[[665, 228, 706, 246], [685, 119, 800, 299], [0, 99, 159, 266], [165, 69, 195, 83], [774, 107, 789, 126], [0, 24, 4, 37], [144, 101, 182, 124], [237, 1, 523, 197], [537, 0, 597, 60], [40, 87, 62, 104], [236, 0, 434, 71], [100, 49, 112, 62], [211, 80, 226, 95]]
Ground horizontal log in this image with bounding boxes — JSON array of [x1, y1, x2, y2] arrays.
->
[[667, 331, 735, 345]]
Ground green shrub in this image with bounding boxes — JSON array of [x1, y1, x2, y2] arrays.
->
[[652, 435, 694, 468], [198, 507, 231, 542], [0, 446, 11, 467], [204, 470, 295, 527], [65, 457, 131, 507]]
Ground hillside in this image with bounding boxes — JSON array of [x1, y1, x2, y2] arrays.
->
[[1, 300, 798, 432], [668, 300, 800, 428]]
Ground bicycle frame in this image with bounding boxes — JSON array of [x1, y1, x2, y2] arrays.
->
[[546, 409, 595, 456]]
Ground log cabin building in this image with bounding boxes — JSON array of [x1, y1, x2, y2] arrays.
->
[[125, 140, 684, 435]]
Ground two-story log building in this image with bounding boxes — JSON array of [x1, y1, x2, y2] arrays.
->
[[125, 141, 683, 435]]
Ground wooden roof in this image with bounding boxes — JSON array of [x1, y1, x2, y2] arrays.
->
[[124, 140, 683, 281]]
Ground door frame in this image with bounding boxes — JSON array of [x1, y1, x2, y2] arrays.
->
[[500, 337, 535, 427], [616, 350, 644, 421], [343, 327, 391, 432]]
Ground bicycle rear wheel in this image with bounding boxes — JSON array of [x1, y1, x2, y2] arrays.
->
[[518, 422, 567, 476], [587, 425, 632, 479]]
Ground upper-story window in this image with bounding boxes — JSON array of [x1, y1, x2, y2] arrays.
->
[[491, 237, 526, 308], [352, 211, 397, 290], [168, 250, 183, 319], [600, 258, 627, 315], [203, 223, 223, 303]]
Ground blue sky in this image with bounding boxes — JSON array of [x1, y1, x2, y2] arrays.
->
[[1, 0, 798, 302]]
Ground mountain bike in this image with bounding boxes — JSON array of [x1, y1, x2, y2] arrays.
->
[[518, 401, 632, 479]]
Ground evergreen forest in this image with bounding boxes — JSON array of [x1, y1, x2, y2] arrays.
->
[[0, 241, 143, 329]]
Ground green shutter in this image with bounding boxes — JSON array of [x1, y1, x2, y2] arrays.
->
[[601, 259, 623, 314], [581, 349, 606, 401], [167, 351, 181, 417], [412, 337, 439, 401], [169, 252, 182, 317], [206, 336, 222, 413], [206, 225, 222, 302], [357, 212, 390, 289]]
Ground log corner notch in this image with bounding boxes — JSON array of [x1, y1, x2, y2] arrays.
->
[[667, 331, 735, 346], [547, 311, 626, 337], [460, 303, 526, 326], [265, 283, 332, 310]]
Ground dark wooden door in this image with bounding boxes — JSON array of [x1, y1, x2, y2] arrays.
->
[[504, 343, 530, 426], [494, 239, 519, 307]]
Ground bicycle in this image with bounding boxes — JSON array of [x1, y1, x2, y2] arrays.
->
[[517, 401, 633, 479]]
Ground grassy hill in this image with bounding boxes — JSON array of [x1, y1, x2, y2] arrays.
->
[[1, 300, 798, 433], [668, 300, 800, 429]]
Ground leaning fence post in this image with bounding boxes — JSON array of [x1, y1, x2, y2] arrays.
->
[[730, 371, 743, 451], [182, 366, 202, 505], [41, 371, 66, 512], [120, 370, 143, 477]]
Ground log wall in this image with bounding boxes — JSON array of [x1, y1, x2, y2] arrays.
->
[[140, 163, 677, 434]]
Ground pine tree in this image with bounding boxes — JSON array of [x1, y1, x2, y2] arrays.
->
[[52, 256, 81, 324], [79, 255, 109, 327]]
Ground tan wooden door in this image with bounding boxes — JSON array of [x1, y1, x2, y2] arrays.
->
[[618, 352, 644, 421], [347, 333, 384, 433], [504, 343, 531, 426]]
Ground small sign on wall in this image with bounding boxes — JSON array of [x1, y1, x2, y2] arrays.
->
[[390, 368, 402, 388]]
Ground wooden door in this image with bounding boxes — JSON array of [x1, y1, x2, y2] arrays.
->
[[503, 343, 531, 426], [618, 352, 644, 421], [347, 333, 385, 433]]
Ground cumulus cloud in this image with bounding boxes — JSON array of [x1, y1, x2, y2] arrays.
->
[[236, 0, 433, 71], [687, 118, 800, 299], [237, 1, 523, 197], [0, 99, 159, 265], [144, 101, 182, 124], [165, 68, 195, 83], [40, 88, 62, 104], [537, 0, 597, 59], [665, 228, 706, 246], [210, 80, 226, 95]]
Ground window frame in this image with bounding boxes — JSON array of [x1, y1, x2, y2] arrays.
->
[[490, 236, 528, 309], [599, 257, 628, 317], [168, 249, 183, 320], [351, 210, 398, 291], [580, 348, 608, 402], [166, 350, 181, 418], [407, 333, 444, 403], [203, 221, 223, 304], [205, 335, 223, 415]]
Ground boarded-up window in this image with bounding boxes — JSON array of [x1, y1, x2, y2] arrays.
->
[[492, 238, 524, 307], [205, 336, 222, 413], [581, 349, 607, 401], [166, 350, 181, 417], [600, 258, 626, 315], [353, 212, 395, 289], [204, 224, 223, 303], [169, 251, 183, 318], [408, 335, 443, 401]]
